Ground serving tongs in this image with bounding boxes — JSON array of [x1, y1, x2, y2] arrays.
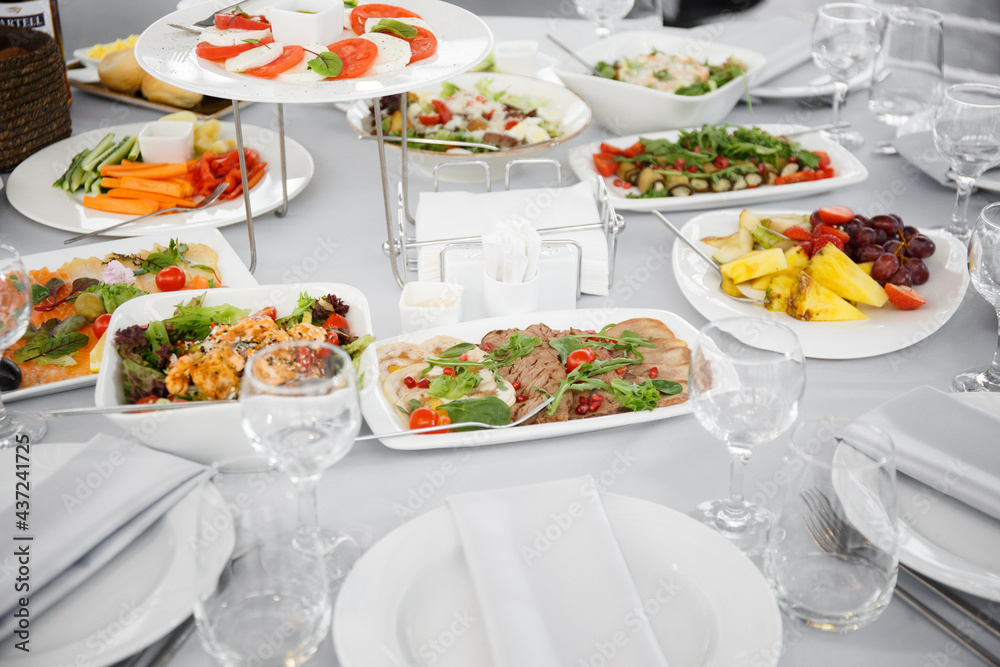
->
[[652, 211, 765, 304]]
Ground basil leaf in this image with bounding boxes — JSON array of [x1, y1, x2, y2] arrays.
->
[[343, 0, 358, 7], [438, 342, 474, 359], [440, 397, 511, 428], [371, 18, 417, 39], [143, 252, 178, 273], [396, 398, 423, 416], [31, 284, 50, 306], [242, 38, 262, 44], [651, 379, 683, 395], [548, 336, 583, 363], [308, 52, 343, 78]]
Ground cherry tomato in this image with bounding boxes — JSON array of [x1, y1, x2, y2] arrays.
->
[[214, 14, 269, 30], [245, 45, 305, 78], [409, 406, 439, 430], [405, 26, 437, 64], [136, 395, 161, 405], [566, 347, 596, 373], [93, 313, 112, 340], [155, 265, 186, 292], [326, 37, 378, 79], [253, 306, 277, 320], [195, 37, 273, 61], [323, 313, 349, 331], [350, 3, 422, 35], [593, 154, 617, 177]]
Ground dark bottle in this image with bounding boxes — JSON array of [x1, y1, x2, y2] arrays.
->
[[0, 0, 63, 56]]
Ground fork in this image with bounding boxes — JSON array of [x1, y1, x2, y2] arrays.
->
[[356, 396, 555, 441], [801, 488, 1000, 666], [64, 181, 229, 244]]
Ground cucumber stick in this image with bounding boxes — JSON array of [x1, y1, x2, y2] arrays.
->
[[80, 134, 115, 172], [97, 136, 136, 169], [55, 149, 87, 189], [52, 132, 137, 195], [126, 136, 141, 161]]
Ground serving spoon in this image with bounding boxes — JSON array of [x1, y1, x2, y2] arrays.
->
[[545, 34, 609, 78], [355, 396, 555, 441]]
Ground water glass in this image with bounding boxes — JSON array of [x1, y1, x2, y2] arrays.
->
[[811, 3, 884, 150], [765, 417, 897, 633], [933, 84, 1000, 240], [193, 467, 332, 667], [868, 7, 944, 127], [574, 0, 636, 38], [954, 202, 1000, 392]]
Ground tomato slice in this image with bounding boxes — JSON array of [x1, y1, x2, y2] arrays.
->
[[566, 347, 596, 373], [405, 26, 437, 63], [817, 205, 856, 225], [325, 37, 378, 79], [599, 142, 627, 156], [774, 172, 811, 185], [214, 14, 270, 30], [430, 99, 452, 123], [813, 150, 831, 169], [593, 154, 618, 177], [245, 45, 305, 78], [350, 3, 422, 35], [323, 313, 349, 331], [418, 114, 441, 125], [622, 141, 645, 158], [195, 37, 273, 61]]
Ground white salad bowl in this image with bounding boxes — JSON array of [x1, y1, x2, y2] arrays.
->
[[552, 31, 766, 135], [94, 283, 375, 466], [345, 71, 591, 182]]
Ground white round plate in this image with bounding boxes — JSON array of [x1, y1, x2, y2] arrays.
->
[[671, 210, 970, 360], [345, 71, 591, 182], [334, 492, 782, 667], [7, 121, 313, 236], [0, 443, 232, 667], [135, 0, 493, 104], [567, 124, 869, 212]]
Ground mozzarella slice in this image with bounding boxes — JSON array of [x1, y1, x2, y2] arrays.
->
[[225, 42, 286, 73], [358, 32, 410, 74], [200, 27, 272, 47], [277, 43, 327, 82], [364, 16, 431, 33]]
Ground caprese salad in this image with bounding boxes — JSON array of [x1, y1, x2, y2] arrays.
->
[[193, 2, 437, 82]]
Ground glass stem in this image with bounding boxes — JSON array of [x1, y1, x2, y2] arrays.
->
[[726, 451, 749, 514], [295, 475, 321, 536], [952, 175, 975, 229], [831, 81, 849, 131], [989, 310, 1000, 382], [0, 387, 14, 438]]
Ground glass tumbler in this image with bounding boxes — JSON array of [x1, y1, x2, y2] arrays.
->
[[193, 465, 333, 667], [868, 6, 944, 127], [954, 202, 1000, 392], [765, 417, 898, 633]]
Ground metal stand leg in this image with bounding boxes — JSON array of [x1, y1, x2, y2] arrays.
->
[[275, 103, 289, 218], [231, 99, 257, 274], [374, 97, 405, 288], [399, 92, 416, 225]]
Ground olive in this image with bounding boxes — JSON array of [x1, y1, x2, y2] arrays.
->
[[74, 292, 106, 320], [0, 358, 21, 392]]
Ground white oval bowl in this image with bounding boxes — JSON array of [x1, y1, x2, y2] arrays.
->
[[552, 30, 766, 135], [346, 71, 591, 182]]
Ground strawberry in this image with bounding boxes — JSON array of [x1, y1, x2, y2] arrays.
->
[[885, 284, 926, 310], [816, 206, 855, 225], [784, 225, 814, 241]]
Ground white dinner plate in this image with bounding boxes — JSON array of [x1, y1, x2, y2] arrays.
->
[[135, 0, 493, 105], [361, 308, 697, 450], [671, 210, 970, 360], [334, 492, 782, 667], [4, 229, 258, 402], [0, 443, 232, 667], [6, 121, 313, 236], [567, 124, 868, 212]]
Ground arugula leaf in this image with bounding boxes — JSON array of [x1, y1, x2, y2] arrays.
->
[[428, 368, 481, 400], [164, 303, 249, 340], [342, 334, 374, 373], [438, 342, 474, 359], [549, 336, 583, 363], [487, 331, 542, 367], [308, 52, 343, 78], [371, 18, 417, 39], [32, 277, 98, 312], [440, 397, 511, 428], [595, 60, 616, 79], [276, 292, 316, 328], [52, 314, 86, 336]]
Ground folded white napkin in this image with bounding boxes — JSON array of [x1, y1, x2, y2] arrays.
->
[[0, 435, 208, 638], [483, 220, 542, 283], [892, 131, 1000, 188], [447, 477, 669, 667], [691, 17, 812, 87], [416, 181, 610, 296], [856, 385, 1000, 521]]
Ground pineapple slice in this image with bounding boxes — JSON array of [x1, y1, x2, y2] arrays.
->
[[806, 245, 889, 308], [765, 273, 797, 312], [856, 261, 874, 276], [720, 247, 787, 284], [748, 246, 810, 289], [788, 273, 867, 321]]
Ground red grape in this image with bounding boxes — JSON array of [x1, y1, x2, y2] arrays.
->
[[906, 234, 936, 259], [888, 267, 912, 286], [872, 229, 888, 245], [852, 215, 870, 226], [902, 225, 919, 239], [904, 257, 929, 285], [883, 239, 903, 255], [842, 221, 861, 238], [857, 245, 884, 263], [871, 253, 901, 283], [854, 227, 878, 247], [871, 215, 903, 238]]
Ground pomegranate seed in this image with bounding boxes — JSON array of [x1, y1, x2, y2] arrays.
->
[[687, 165, 697, 173], [516, 394, 527, 403], [622, 182, 632, 189], [591, 394, 603, 405], [616, 367, 627, 375], [403, 376, 416, 389], [483, 342, 493, 352], [789, 155, 798, 163], [575, 404, 589, 415], [511, 381, 521, 390], [459, 353, 468, 361], [613, 178, 624, 187], [579, 395, 589, 404], [443, 367, 455, 376], [693, 145, 701, 152], [649, 367, 658, 378], [589, 402, 600, 413], [417, 379, 430, 389]]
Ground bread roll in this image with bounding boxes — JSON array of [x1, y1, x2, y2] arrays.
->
[[140, 74, 203, 109], [97, 48, 145, 94]]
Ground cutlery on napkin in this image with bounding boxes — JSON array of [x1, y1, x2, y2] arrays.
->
[[483, 220, 541, 283], [0, 434, 208, 638], [890, 131, 1000, 189], [856, 385, 1000, 521], [447, 477, 669, 667]]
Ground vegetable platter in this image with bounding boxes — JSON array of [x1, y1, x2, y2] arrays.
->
[[567, 123, 868, 212], [362, 308, 698, 451], [4, 229, 257, 402], [133, 0, 493, 104], [6, 122, 313, 236], [94, 283, 375, 465]]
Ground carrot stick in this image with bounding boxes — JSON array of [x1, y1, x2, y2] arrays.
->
[[82, 195, 158, 215], [100, 177, 123, 189], [101, 163, 190, 179], [118, 176, 189, 198], [99, 162, 170, 175], [106, 188, 195, 208]]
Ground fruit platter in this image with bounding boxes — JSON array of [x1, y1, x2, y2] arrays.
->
[[671, 207, 969, 360]]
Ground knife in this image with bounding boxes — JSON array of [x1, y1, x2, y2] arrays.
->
[[193, 1, 256, 28]]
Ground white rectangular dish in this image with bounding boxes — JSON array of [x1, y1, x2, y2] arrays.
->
[[361, 308, 697, 451]]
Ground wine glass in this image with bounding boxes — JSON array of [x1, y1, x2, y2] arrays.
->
[[574, 0, 636, 38], [933, 84, 1000, 241], [0, 244, 47, 448], [689, 317, 805, 556], [241, 340, 362, 576], [954, 202, 1000, 392], [811, 3, 884, 150]]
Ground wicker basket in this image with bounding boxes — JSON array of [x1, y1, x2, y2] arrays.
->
[[0, 26, 71, 172]]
